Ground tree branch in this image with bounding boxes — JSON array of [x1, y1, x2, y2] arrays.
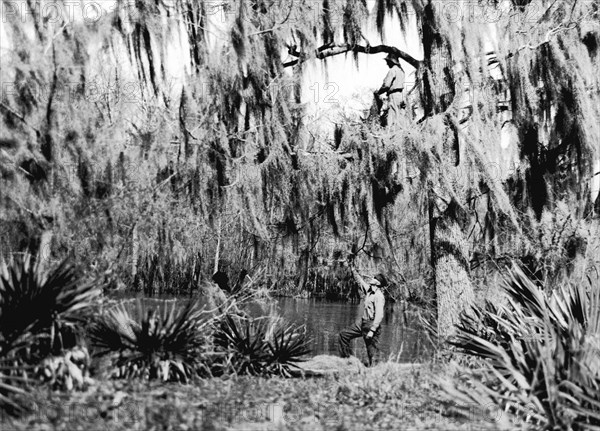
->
[[0, 102, 41, 137], [285, 43, 421, 69]]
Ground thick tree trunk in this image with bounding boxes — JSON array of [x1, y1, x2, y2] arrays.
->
[[426, 119, 475, 340], [417, 1, 474, 339], [429, 201, 474, 339]]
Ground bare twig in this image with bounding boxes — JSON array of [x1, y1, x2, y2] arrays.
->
[[44, 23, 68, 55], [510, 23, 578, 57], [354, 224, 370, 256], [249, 0, 294, 36], [214, 218, 222, 274]]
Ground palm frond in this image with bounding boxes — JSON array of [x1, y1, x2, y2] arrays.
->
[[214, 314, 270, 376], [447, 263, 600, 430], [0, 256, 100, 413], [0, 256, 101, 354], [89, 299, 211, 382], [214, 314, 311, 377]]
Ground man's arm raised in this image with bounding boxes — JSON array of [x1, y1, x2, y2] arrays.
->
[[349, 263, 370, 296]]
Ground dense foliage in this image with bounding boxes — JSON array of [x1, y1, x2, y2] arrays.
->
[[1, 0, 599, 422], [0, 256, 101, 412], [215, 314, 310, 377], [1, 0, 597, 305], [446, 265, 600, 430], [89, 298, 214, 382], [0, 257, 311, 412]]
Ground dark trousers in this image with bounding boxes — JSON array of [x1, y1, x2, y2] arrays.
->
[[338, 319, 382, 366]]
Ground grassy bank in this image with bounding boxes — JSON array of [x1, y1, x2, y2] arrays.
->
[[2, 357, 507, 431]]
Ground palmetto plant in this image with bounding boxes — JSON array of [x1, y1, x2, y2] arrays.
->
[[267, 321, 312, 377], [0, 256, 101, 355], [214, 314, 310, 377], [445, 264, 600, 430], [89, 299, 213, 382], [214, 315, 271, 376], [0, 255, 101, 412]]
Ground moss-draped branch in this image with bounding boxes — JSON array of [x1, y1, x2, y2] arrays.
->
[[284, 43, 422, 69]]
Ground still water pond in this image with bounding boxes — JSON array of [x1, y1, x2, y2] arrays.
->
[[117, 295, 432, 363], [267, 298, 432, 363]]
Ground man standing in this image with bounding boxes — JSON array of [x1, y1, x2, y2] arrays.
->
[[338, 263, 387, 366], [375, 53, 406, 126]]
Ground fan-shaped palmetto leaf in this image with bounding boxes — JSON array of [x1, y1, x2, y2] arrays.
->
[[89, 299, 211, 382], [448, 263, 600, 430], [267, 323, 311, 376], [214, 314, 311, 377], [0, 255, 101, 356], [0, 256, 101, 413], [214, 314, 270, 376]]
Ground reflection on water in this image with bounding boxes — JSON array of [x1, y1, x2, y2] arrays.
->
[[270, 298, 432, 363]]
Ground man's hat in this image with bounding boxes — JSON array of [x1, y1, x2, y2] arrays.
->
[[384, 53, 400, 66], [373, 273, 388, 288]]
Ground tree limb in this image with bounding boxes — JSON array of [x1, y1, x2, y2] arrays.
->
[[285, 43, 422, 69], [0, 102, 41, 137]]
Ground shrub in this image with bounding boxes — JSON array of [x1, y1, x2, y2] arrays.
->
[[444, 264, 600, 430], [214, 314, 311, 377], [0, 256, 101, 412], [0, 256, 101, 356], [89, 299, 214, 382], [213, 315, 270, 376]]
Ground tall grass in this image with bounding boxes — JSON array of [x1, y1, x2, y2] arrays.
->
[[133, 251, 203, 296], [443, 264, 600, 430]]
